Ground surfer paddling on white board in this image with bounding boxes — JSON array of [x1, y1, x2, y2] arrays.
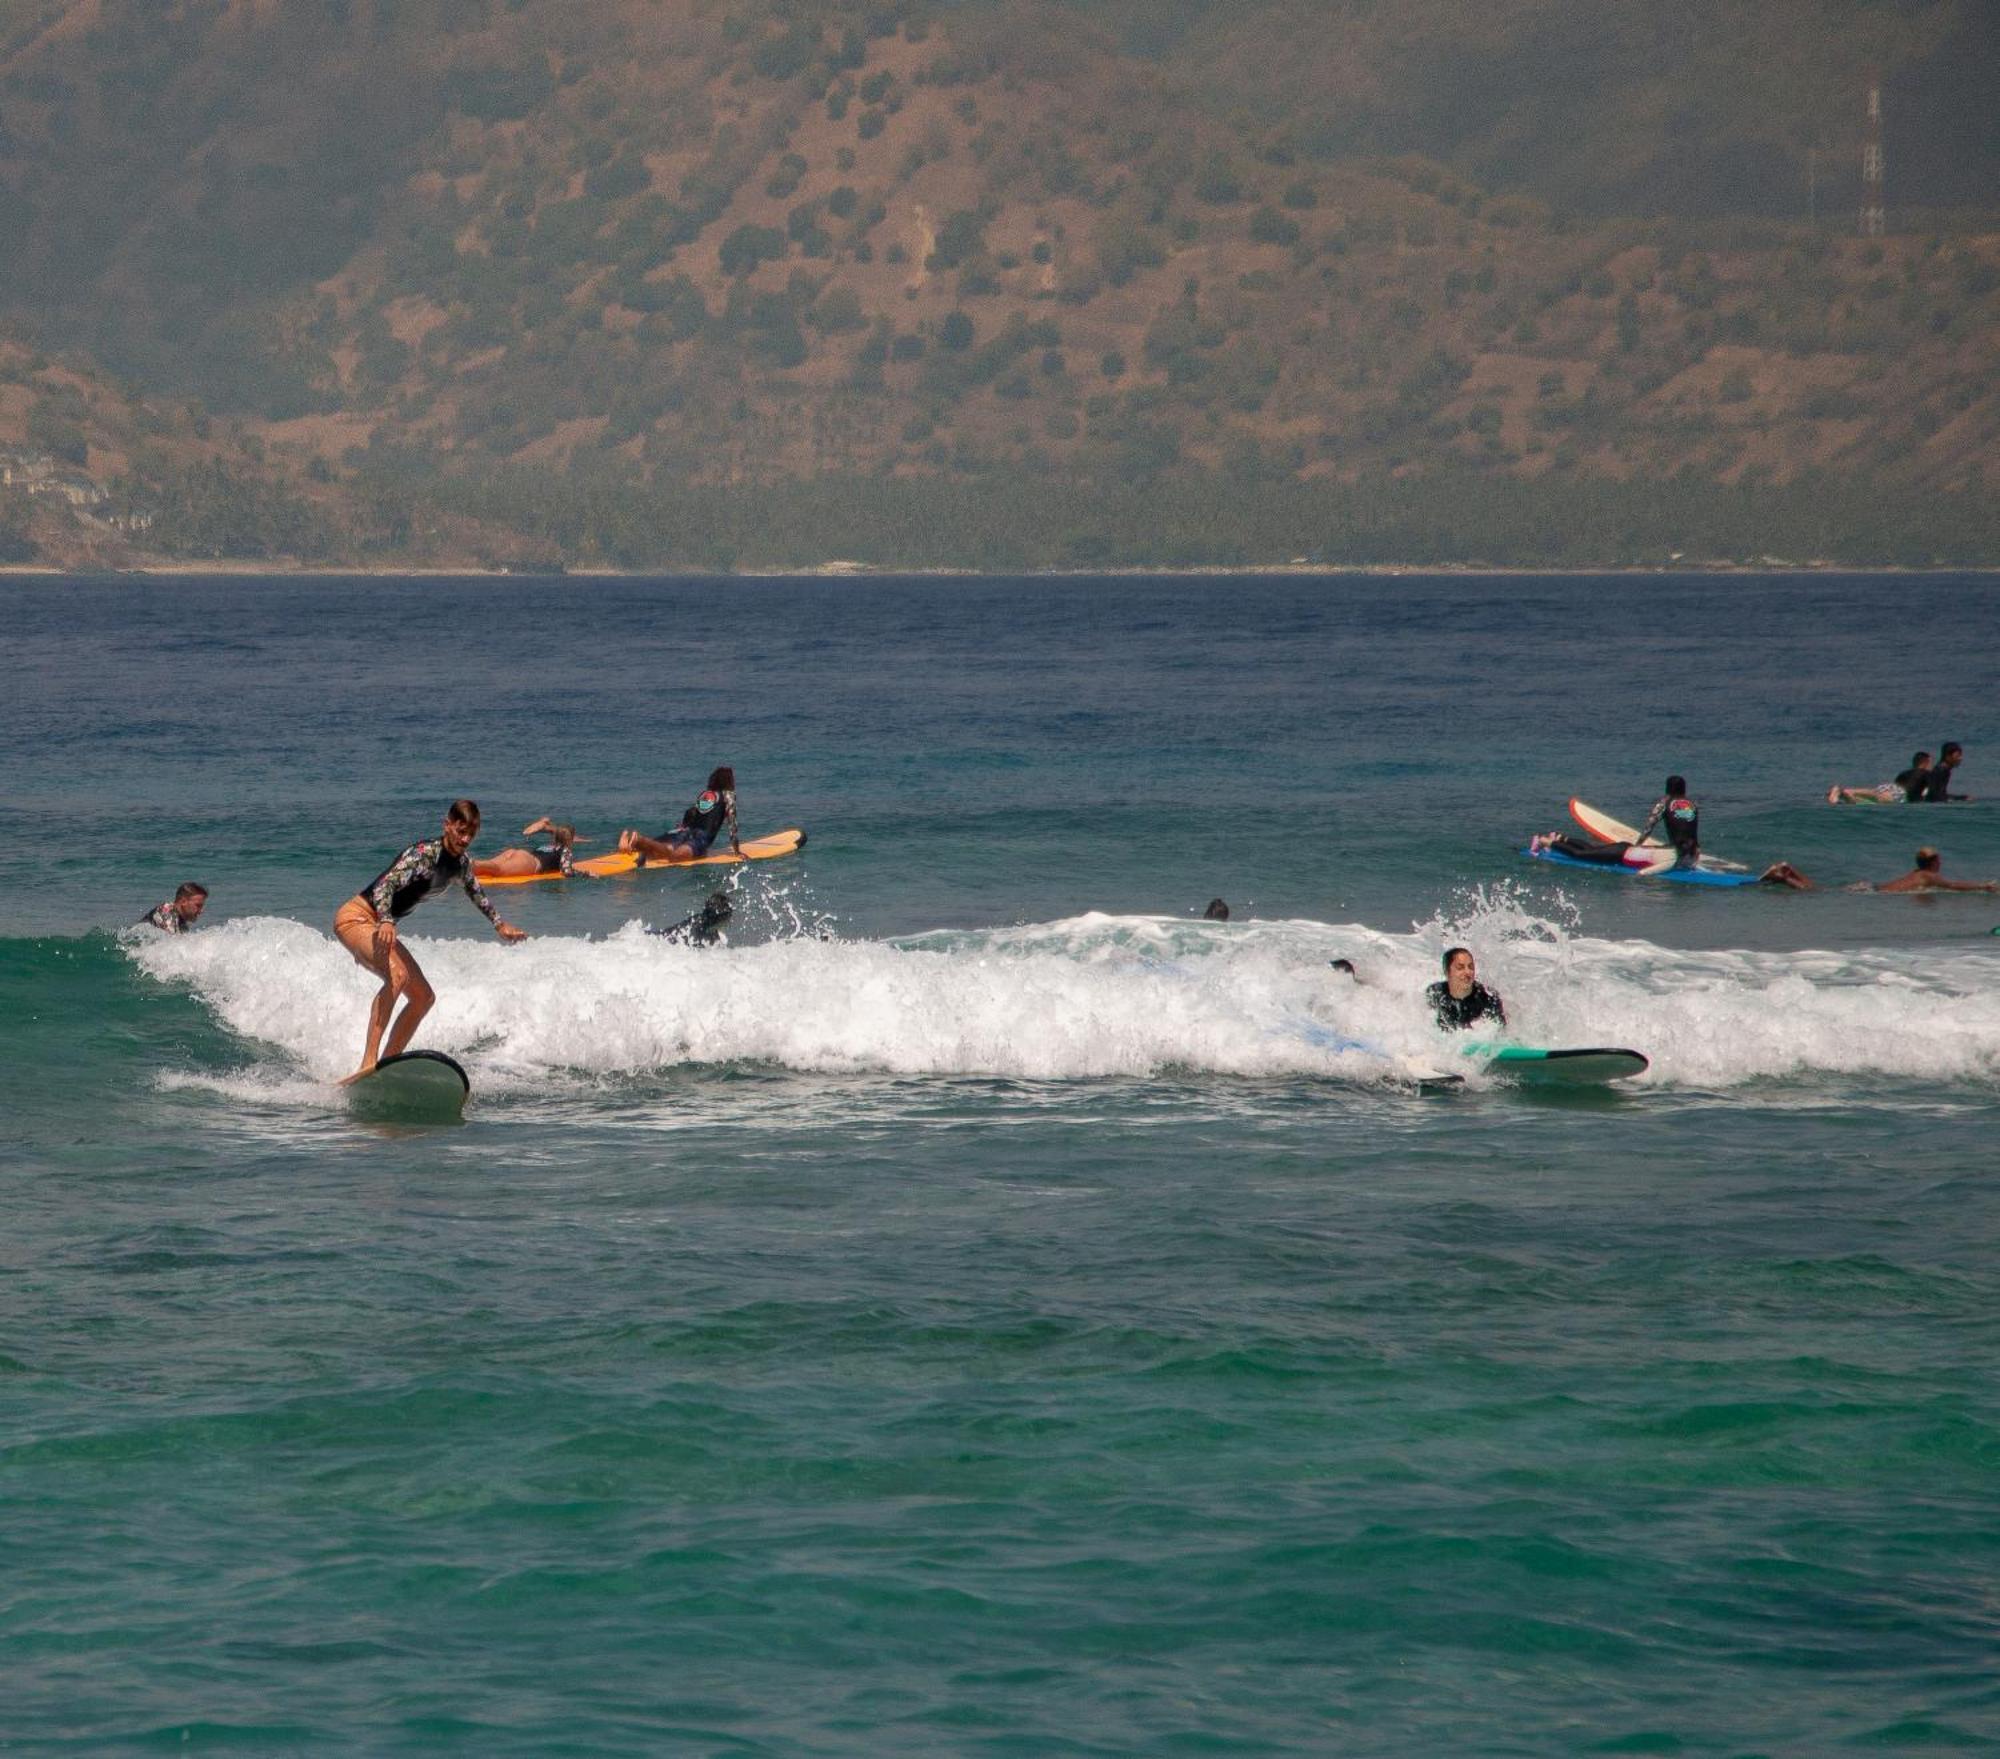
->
[[619, 767, 742, 866], [473, 817, 582, 881], [1428, 947, 1506, 1032], [333, 798, 526, 1084]]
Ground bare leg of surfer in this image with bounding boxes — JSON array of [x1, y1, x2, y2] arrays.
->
[[474, 820, 579, 880], [335, 899, 401, 1082], [1759, 862, 1817, 890], [618, 829, 693, 865], [378, 946, 435, 1062]]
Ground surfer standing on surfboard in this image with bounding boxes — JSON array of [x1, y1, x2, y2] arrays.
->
[[333, 798, 526, 1083], [618, 767, 742, 866]]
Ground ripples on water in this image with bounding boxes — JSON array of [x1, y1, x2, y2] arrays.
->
[[3, 574, 1998, 1753]]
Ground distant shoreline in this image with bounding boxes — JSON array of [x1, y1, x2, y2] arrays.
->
[[6, 559, 2000, 581]]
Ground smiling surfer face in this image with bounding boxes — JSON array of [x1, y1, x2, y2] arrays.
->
[[1445, 949, 1477, 996], [442, 807, 480, 856]]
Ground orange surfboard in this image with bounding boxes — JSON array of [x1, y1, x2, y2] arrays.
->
[[480, 827, 807, 886]]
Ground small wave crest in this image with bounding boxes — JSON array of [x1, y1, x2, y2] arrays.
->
[[126, 907, 2000, 1095]]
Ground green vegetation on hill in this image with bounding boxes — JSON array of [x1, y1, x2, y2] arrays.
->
[[0, 0, 1993, 569]]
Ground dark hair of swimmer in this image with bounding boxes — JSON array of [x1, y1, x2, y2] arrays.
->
[[707, 767, 736, 791], [1665, 775, 1687, 796], [447, 797, 481, 827], [1441, 945, 1470, 974], [1913, 751, 1932, 767], [1915, 846, 1941, 871], [1203, 898, 1230, 920], [1329, 958, 1356, 976], [175, 881, 209, 903], [1939, 743, 1963, 762]]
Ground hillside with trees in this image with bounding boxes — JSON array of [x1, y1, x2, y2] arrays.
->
[[0, 0, 1995, 569]]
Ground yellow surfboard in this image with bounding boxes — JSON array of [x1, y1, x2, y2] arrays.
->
[[479, 827, 807, 886]]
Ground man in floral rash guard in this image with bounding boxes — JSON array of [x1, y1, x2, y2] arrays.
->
[[331, 798, 525, 1082]]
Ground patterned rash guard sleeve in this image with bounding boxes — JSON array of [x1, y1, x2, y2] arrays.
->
[[460, 864, 502, 925], [366, 841, 431, 919]]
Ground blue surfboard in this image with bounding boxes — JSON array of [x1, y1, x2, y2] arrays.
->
[[1523, 846, 1761, 888]]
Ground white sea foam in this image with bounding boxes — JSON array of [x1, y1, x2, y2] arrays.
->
[[129, 908, 2000, 1096]]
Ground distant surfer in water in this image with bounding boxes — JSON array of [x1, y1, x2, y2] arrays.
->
[[1429, 947, 1505, 1031], [1828, 752, 1932, 806], [619, 767, 741, 866], [141, 882, 208, 934], [1875, 847, 1998, 893], [1702, 849, 1994, 893], [333, 798, 526, 1083], [1203, 898, 1230, 921], [473, 817, 582, 881], [1922, 743, 1970, 802]]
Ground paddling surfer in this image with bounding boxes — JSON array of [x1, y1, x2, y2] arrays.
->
[[1876, 846, 1998, 893], [473, 817, 581, 881], [1829, 752, 1932, 806], [333, 798, 525, 1083]]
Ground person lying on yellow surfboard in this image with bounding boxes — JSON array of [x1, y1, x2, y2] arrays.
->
[[618, 767, 742, 866], [473, 817, 584, 882]]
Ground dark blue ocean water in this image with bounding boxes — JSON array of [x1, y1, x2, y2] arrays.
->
[[2, 572, 1997, 1755]]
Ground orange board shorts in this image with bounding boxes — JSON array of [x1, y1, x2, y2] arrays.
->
[[333, 895, 385, 970]]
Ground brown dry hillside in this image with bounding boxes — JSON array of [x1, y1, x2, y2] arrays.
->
[[0, 0, 1995, 567]]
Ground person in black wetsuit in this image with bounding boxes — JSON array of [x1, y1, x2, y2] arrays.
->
[[652, 890, 735, 945], [1533, 775, 1701, 870], [1428, 946, 1505, 1031], [142, 882, 208, 934], [1922, 743, 1970, 802], [619, 767, 742, 866], [1636, 776, 1701, 870], [332, 798, 526, 1083]]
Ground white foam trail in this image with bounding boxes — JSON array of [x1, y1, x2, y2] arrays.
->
[[129, 910, 2000, 1096]]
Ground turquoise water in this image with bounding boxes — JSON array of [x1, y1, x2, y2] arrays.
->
[[3, 573, 1998, 1754]]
